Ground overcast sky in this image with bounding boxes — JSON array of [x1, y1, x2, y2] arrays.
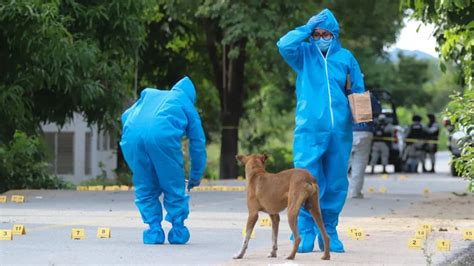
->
[[387, 18, 439, 57]]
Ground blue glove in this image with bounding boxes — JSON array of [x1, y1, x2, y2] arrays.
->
[[187, 178, 201, 191], [306, 13, 327, 31]]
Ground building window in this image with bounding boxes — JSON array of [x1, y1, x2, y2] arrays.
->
[[43, 133, 56, 173], [43, 132, 74, 175], [57, 133, 74, 174], [85, 132, 92, 175], [97, 131, 116, 151]]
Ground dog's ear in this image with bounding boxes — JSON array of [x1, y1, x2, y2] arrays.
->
[[261, 154, 268, 163], [236, 155, 245, 164]]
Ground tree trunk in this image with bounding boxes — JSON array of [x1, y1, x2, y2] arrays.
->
[[219, 39, 247, 179], [202, 19, 247, 179]]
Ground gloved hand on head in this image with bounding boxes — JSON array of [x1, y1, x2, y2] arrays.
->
[[306, 13, 327, 30], [187, 178, 201, 191]]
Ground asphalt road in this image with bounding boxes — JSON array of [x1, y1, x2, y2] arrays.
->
[[0, 151, 472, 265]]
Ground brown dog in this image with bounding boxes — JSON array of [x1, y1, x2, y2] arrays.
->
[[234, 154, 330, 260]]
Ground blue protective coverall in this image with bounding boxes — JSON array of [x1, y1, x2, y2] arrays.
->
[[120, 77, 207, 245], [277, 9, 365, 252]]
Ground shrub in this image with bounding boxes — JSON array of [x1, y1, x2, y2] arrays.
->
[[0, 131, 72, 192]]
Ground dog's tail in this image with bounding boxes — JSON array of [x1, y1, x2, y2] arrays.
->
[[304, 180, 319, 210]]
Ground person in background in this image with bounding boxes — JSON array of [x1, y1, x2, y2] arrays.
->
[[277, 8, 365, 253], [120, 77, 206, 245], [403, 114, 425, 173], [349, 92, 382, 199], [423, 113, 439, 172], [370, 114, 392, 174]]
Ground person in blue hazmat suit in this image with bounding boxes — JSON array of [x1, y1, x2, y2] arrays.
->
[[120, 76, 206, 245], [277, 9, 365, 253]]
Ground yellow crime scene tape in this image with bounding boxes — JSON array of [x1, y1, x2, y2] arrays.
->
[[372, 136, 441, 144]]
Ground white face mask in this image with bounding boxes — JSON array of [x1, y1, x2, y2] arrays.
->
[[316, 38, 332, 52]]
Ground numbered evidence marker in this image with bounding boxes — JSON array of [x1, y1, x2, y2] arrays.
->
[[423, 188, 430, 195], [71, 228, 85, 240], [367, 187, 375, 193], [12, 224, 26, 235], [0, 230, 13, 241], [408, 238, 423, 249], [259, 217, 272, 227], [242, 227, 256, 239], [97, 227, 111, 238], [379, 187, 387, 193], [419, 224, 433, 233], [11, 195, 25, 203], [0, 195, 6, 203], [435, 239, 451, 252], [350, 229, 365, 240], [347, 227, 360, 236], [415, 229, 428, 240], [463, 229, 474, 240]]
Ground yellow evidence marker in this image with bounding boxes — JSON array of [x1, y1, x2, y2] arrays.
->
[[408, 238, 422, 249], [415, 229, 428, 240], [367, 187, 375, 193], [423, 188, 430, 195], [419, 224, 433, 233], [11, 195, 25, 203], [463, 229, 474, 240], [379, 187, 387, 193], [351, 229, 365, 240], [259, 217, 272, 227], [347, 227, 360, 236], [97, 227, 111, 238], [242, 227, 256, 239], [0, 195, 6, 203], [0, 230, 13, 241], [436, 239, 451, 252], [71, 228, 85, 240], [12, 224, 26, 235]]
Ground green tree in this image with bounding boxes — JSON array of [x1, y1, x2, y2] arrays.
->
[[392, 53, 431, 106], [0, 0, 150, 143], [162, 1, 320, 179], [151, 0, 406, 179], [401, 0, 473, 189]]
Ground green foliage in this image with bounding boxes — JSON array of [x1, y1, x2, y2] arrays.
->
[[393, 54, 431, 106], [423, 62, 463, 112], [0, 131, 72, 192], [239, 84, 295, 172], [402, 0, 473, 189], [446, 90, 474, 188], [79, 162, 133, 186], [115, 171, 133, 186], [0, 0, 150, 143]]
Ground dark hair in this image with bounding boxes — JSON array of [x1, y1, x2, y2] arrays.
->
[[412, 115, 422, 122]]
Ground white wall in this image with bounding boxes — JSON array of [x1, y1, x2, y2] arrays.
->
[[41, 113, 117, 184]]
